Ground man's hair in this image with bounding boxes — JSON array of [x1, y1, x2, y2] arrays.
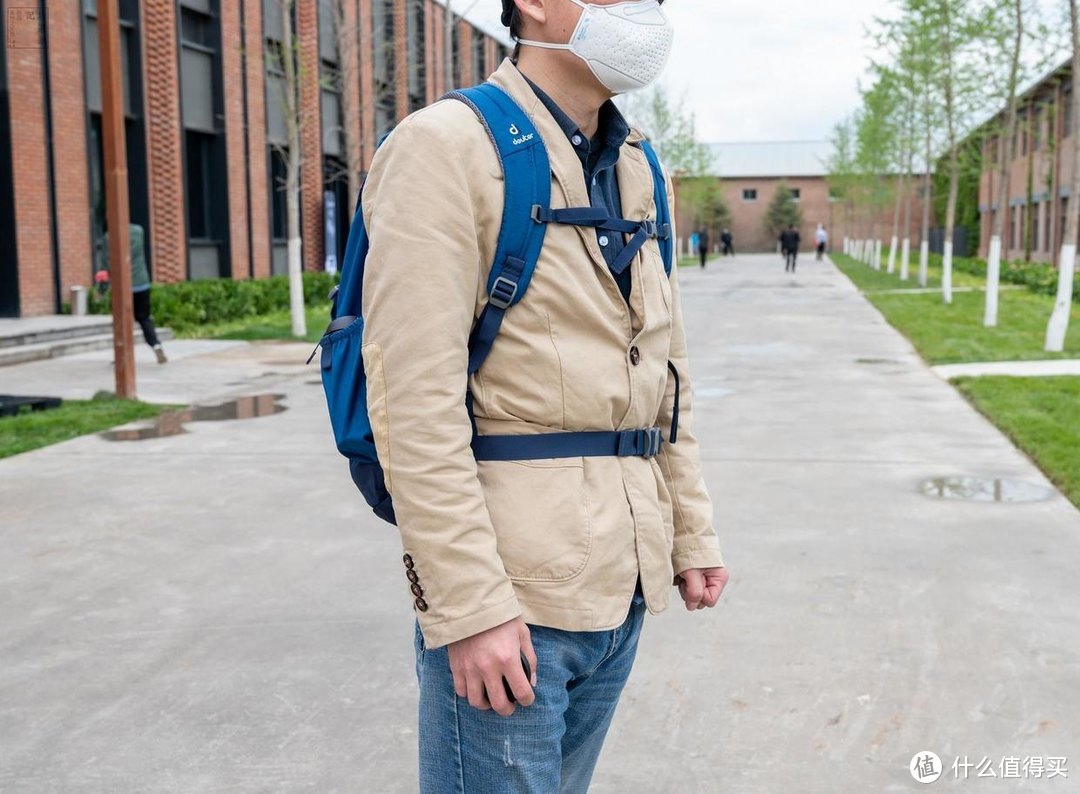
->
[[509, 7, 522, 60]]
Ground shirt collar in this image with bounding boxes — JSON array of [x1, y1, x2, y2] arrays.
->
[[521, 73, 631, 157]]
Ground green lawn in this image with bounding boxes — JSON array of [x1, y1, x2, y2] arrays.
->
[[952, 376, 1080, 507], [177, 303, 331, 345], [832, 253, 1080, 365], [0, 392, 175, 459], [833, 250, 984, 291]]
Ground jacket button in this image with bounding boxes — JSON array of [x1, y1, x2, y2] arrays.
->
[[406, 569, 419, 584], [403, 554, 415, 570], [410, 582, 425, 598], [415, 597, 429, 612], [629, 346, 641, 366]]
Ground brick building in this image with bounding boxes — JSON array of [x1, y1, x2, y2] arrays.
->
[[0, 0, 511, 318], [977, 59, 1076, 263], [673, 140, 927, 255]]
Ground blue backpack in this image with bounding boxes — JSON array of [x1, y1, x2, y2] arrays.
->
[[315, 83, 677, 525]]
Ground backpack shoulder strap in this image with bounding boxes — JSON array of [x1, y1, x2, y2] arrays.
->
[[638, 139, 674, 276], [445, 83, 551, 374]]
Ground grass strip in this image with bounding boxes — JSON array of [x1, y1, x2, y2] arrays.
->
[[0, 392, 176, 459]]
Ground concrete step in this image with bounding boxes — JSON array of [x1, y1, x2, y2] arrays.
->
[[0, 328, 175, 368], [0, 317, 115, 349]]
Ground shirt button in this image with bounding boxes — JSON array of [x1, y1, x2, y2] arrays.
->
[[599, 235, 610, 247], [572, 134, 583, 146], [630, 346, 641, 366], [415, 597, 429, 613]]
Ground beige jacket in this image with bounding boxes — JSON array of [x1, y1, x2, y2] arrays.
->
[[361, 61, 724, 649]]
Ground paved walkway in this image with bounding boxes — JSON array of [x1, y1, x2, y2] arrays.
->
[[934, 359, 1080, 379], [2, 253, 1079, 792]]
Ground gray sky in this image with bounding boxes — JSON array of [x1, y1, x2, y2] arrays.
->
[[466, 0, 1067, 145]]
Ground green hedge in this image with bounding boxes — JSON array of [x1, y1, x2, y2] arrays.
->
[[89, 272, 341, 333], [924, 252, 1080, 303]]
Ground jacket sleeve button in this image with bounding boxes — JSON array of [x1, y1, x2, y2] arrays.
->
[[403, 554, 415, 570], [411, 583, 425, 598], [406, 569, 419, 584], [415, 597, 429, 612], [629, 346, 641, 366]]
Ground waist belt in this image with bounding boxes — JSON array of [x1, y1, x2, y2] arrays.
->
[[471, 427, 664, 462]]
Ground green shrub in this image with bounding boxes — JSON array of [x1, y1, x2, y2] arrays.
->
[[931, 253, 1079, 302], [90, 272, 341, 333]]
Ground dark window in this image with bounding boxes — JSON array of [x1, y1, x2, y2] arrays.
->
[[742, 189, 757, 201], [270, 147, 288, 241], [790, 188, 801, 201], [473, 31, 486, 83], [407, 0, 426, 111], [1065, 87, 1074, 139], [179, 0, 228, 278], [373, 0, 396, 134]]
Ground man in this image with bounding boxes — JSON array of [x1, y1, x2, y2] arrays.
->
[[721, 228, 735, 256], [360, 1, 729, 790], [815, 223, 828, 261], [697, 226, 710, 269], [98, 223, 167, 364], [782, 224, 801, 273]]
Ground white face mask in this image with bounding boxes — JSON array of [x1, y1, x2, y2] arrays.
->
[[517, 0, 675, 95]]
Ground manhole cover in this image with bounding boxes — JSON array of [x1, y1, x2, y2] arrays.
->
[[856, 358, 902, 366], [918, 477, 1054, 504]]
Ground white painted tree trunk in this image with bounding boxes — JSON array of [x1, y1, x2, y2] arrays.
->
[[942, 240, 954, 305], [887, 236, 898, 274], [843, 237, 849, 255], [985, 235, 1002, 328], [900, 238, 911, 281], [919, 240, 929, 288], [873, 240, 883, 271], [288, 237, 306, 336], [1045, 244, 1077, 352]]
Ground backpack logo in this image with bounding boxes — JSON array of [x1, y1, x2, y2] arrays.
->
[[510, 123, 534, 146]]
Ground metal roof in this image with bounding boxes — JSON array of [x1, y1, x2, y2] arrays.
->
[[705, 140, 833, 179]]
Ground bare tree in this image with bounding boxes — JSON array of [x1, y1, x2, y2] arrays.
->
[[267, 0, 307, 337], [1045, 0, 1080, 351]]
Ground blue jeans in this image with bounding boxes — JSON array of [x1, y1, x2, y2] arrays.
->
[[415, 593, 646, 793]]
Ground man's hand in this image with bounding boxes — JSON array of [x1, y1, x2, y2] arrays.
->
[[447, 618, 538, 718], [675, 567, 729, 611]]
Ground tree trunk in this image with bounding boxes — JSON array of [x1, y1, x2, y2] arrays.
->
[[334, 0, 362, 208], [281, 0, 307, 338], [942, 5, 957, 305], [1045, 0, 1080, 351], [920, 119, 932, 288], [988, 0, 1023, 328]]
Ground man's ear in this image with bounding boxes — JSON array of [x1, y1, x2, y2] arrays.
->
[[514, 0, 547, 28]]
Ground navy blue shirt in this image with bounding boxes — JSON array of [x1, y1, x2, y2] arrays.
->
[[524, 76, 633, 302]]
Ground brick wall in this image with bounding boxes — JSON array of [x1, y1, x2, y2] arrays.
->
[[143, 0, 186, 284], [297, 0, 323, 273], [46, 3, 93, 301], [243, 0, 271, 278], [675, 175, 926, 255], [3, 0, 513, 315], [6, 2, 54, 314]]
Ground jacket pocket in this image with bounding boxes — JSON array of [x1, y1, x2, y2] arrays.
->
[[477, 457, 593, 582]]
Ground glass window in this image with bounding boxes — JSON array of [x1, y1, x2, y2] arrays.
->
[[790, 188, 801, 201], [185, 132, 212, 239], [318, 0, 339, 64], [473, 31, 486, 83], [742, 189, 757, 201], [1064, 88, 1074, 139], [270, 148, 288, 241], [322, 86, 342, 157], [407, 0, 426, 111]]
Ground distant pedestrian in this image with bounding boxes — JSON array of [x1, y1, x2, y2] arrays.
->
[[781, 224, 801, 273], [99, 223, 167, 364], [815, 224, 828, 261], [721, 228, 734, 256], [697, 227, 710, 269]]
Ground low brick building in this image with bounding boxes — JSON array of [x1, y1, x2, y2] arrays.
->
[[0, 0, 511, 317], [977, 60, 1076, 263], [673, 140, 927, 256]]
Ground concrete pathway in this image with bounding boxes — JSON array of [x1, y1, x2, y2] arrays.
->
[[2, 253, 1079, 792], [934, 359, 1080, 379]]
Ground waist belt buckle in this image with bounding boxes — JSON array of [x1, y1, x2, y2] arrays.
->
[[640, 427, 662, 458]]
